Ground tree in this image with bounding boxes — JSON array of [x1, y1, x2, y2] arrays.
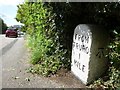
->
[[0, 18, 8, 34]]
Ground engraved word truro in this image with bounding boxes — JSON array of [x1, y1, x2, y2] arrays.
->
[[73, 33, 89, 54]]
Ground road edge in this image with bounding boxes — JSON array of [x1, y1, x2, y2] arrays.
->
[[1, 39, 18, 56]]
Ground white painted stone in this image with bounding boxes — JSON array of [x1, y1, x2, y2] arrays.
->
[[71, 24, 108, 85]]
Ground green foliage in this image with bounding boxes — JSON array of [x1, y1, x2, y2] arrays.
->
[[0, 18, 7, 34], [108, 30, 120, 69], [106, 30, 120, 88], [105, 67, 120, 88], [16, 2, 70, 76]]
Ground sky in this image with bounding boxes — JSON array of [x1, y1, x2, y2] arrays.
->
[[0, 0, 24, 26]]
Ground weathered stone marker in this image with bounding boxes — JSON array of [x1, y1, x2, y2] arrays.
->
[[71, 24, 109, 84]]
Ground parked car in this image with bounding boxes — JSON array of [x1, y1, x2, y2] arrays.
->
[[17, 30, 25, 36], [17, 30, 20, 35], [5, 28, 18, 38]]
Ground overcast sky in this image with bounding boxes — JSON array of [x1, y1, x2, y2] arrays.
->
[[0, 0, 24, 26]]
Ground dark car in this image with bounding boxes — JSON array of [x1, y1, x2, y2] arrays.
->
[[5, 28, 18, 38]]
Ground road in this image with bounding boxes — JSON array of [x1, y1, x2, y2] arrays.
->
[[1, 34, 86, 88]]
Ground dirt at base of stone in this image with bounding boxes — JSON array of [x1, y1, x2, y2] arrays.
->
[[48, 68, 86, 88]]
